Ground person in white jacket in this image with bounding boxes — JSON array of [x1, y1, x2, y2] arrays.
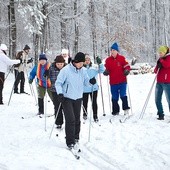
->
[[0, 44, 20, 104]]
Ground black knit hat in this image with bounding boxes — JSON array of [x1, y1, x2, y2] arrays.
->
[[73, 52, 85, 63], [39, 53, 47, 60], [23, 45, 30, 50], [54, 55, 65, 63]]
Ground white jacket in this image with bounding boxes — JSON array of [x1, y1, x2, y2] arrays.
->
[[0, 50, 20, 73]]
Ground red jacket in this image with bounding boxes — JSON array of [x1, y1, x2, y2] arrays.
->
[[105, 53, 131, 85], [154, 54, 170, 83]]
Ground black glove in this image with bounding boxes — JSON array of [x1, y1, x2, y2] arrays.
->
[[27, 58, 33, 64], [124, 70, 130, 76], [57, 94, 64, 103], [96, 56, 102, 65], [103, 70, 109, 76], [89, 77, 96, 85], [29, 79, 33, 84], [43, 70, 49, 78], [157, 60, 162, 69]]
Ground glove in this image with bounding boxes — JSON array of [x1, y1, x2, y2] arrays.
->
[[124, 70, 130, 76], [89, 77, 96, 85], [57, 94, 64, 103], [96, 56, 102, 65], [43, 70, 49, 78], [29, 79, 33, 84], [157, 59, 162, 69], [103, 70, 109, 76], [27, 58, 33, 64]]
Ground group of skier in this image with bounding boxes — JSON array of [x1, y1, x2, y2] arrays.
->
[[0, 42, 170, 150]]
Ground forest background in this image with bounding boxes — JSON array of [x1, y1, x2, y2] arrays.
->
[[0, 0, 169, 64]]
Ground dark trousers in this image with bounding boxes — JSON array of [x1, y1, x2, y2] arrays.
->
[[52, 92, 64, 125], [14, 70, 25, 93], [62, 98, 82, 146], [83, 91, 98, 119], [0, 72, 5, 104]]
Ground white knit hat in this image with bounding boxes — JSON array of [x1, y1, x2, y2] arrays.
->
[[61, 49, 68, 54], [0, 44, 8, 51]]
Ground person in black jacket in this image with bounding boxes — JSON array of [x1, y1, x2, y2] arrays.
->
[[49, 55, 66, 128]]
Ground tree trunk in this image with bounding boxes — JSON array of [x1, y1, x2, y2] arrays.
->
[[9, 0, 17, 59], [89, 0, 97, 61], [73, 0, 78, 55]]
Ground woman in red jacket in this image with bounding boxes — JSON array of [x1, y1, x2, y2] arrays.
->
[[104, 42, 131, 115], [154, 46, 170, 120]]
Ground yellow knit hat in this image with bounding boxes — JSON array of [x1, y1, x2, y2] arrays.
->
[[158, 46, 168, 54]]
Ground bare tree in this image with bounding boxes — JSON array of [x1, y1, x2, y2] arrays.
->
[[8, 0, 17, 59]]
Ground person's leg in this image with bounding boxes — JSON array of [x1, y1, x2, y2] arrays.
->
[[163, 84, 170, 113], [14, 70, 20, 93], [120, 83, 130, 112], [20, 71, 25, 93], [73, 98, 82, 141], [155, 83, 164, 119], [37, 86, 46, 114], [90, 91, 98, 120], [62, 98, 75, 146], [53, 92, 63, 126], [110, 85, 120, 115], [82, 93, 89, 118], [0, 72, 5, 104]]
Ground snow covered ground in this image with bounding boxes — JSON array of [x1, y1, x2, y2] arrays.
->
[[1, 71, 170, 170]]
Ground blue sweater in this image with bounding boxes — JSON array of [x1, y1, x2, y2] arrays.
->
[[55, 63, 90, 100], [83, 63, 105, 93]]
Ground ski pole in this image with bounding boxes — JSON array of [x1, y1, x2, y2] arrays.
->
[[98, 73, 106, 116], [49, 102, 62, 139], [30, 83, 38, 105], [127, 79, 133, 115], [107, 76, 112, 114], [139, 69, 159, 119], [5, 65, 14, 80], [88, 86, 94, 143], [8, 70, 19, 106], [44, 77, 48, 131]]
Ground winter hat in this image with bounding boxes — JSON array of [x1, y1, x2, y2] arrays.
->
[[23, 45, 30, 50], [111, 42, 119, 52], [39, 53, 47, 60], [158, 46, 168, 54], [54, 55, 65, 63], [61, 49, 68, 54], [73, 52, 85, 63], [0, 44, 8, 51]]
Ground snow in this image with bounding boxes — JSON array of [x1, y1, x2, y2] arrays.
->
[[1, 72, 170, 170]]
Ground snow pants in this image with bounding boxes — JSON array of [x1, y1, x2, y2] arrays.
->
[[52, 91, 64, 126], [83, 90, 98, 120], [62, 97, 82, 146], [14, 70, 25, 93], [110, 83, 130, 114]]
